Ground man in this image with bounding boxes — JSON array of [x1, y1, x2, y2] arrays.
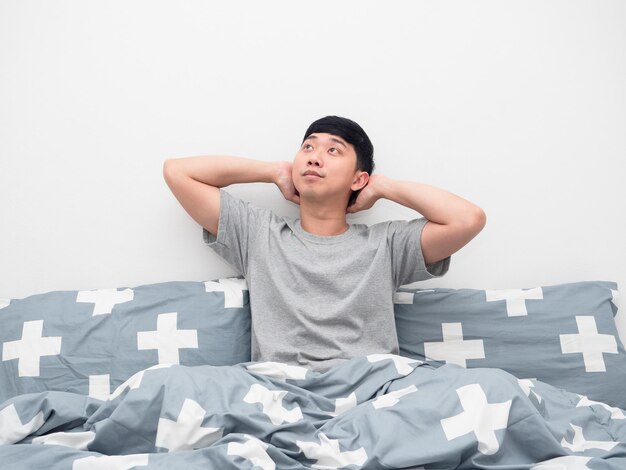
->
[[163, 115, 486, 373]]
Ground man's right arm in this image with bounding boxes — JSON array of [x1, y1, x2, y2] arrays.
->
[[162, 156, 298, 237]]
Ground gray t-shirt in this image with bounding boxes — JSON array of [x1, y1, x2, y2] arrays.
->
[[203, 188, 451, 372]]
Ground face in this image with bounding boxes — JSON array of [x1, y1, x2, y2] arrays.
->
[[292, 132, 368, 205]]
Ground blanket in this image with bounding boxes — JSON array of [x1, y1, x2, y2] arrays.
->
[[1, 354, 625, 469]]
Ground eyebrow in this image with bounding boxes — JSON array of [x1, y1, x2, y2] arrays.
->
[[304, 135, 347, 149]]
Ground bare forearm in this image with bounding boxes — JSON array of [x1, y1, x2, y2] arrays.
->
[[163, 155, 280, 187], [374, 175, 485, 225]]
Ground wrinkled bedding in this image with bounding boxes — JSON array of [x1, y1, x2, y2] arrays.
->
[[1, 354, 626, 469]]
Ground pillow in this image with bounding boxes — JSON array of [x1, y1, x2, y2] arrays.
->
[[394, 280, 626, 409], [0, 277, 251, 404]]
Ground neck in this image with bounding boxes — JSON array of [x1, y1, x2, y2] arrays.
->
[[298, 199, 349, 236]]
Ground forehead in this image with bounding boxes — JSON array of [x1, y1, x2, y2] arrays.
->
[[304, 133, 350, 149]]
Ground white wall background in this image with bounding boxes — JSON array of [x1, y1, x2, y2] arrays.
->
[[1, 1, 624, 336]]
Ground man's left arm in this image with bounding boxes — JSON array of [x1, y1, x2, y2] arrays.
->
[[347, 174, 487, 266]]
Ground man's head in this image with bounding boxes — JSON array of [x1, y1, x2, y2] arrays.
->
[[294, 115, 375, 207]]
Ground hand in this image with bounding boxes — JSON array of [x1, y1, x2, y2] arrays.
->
[[275, 161, 300, 205], [346, 174, 383, 213]]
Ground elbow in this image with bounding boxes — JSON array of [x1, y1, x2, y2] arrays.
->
[[454, 208, 486, 247], [457, 207, 486, 234], [470, 207, 487, 232], [162, 159, 171, 179], [163, 158, 180, 182]]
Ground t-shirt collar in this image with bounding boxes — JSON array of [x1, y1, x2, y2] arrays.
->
[[293, 219, 356, 244]]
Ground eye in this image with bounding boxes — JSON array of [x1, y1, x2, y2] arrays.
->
[[303, 144, 312, 150]]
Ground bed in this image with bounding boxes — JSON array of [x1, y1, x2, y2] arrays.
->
[[1, 277, 625, 469]]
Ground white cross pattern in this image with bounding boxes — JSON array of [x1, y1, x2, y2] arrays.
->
[[243, 383, 303, 425], [72, 453, 150, 470], [108, 363, 173, 401], [2, 320, 62, 376], [137, 312, 198, 365], [296, 432, 368, 468], [227, 434, 276, 470], [366, 353, 421, 376], [440, 383, 511, 455], [560, 316, 617, 372], [393, 289, 436, 305], [485, 287, 543, 317], [531, 456, 591, 470], [246, 361, 308, 381], [371, 384, 418, 409], [155, 398, 223, 452], [517, 378, 543, 404], [392, 291, 414, 304], [561, 423, 619, 452], [76, 288, 134, 316], [89, 374, 111, 401], [204, 277, 248, 308], [577, 395, 625, 419], [32, 430, 95, 449], [0, 404, 45, 445], [424, 323, 485, 367], [330, 392, 357, 417]]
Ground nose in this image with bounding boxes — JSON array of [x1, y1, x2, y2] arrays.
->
[[307, 151, 323, 168]]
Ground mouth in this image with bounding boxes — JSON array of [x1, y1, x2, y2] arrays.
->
[[303, 171, 322, 178]]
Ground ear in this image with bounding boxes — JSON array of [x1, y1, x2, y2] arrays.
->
[[351, 171, 369, 192]]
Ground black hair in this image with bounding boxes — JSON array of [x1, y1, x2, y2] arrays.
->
[[302, 115, 375, 206]]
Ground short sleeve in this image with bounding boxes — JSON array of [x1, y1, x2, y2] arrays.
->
[[202, 188, 269, 276], [387, 217, 451, 289]]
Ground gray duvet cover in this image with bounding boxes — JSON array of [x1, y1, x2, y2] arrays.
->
[[1, 354, 625, 469]]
